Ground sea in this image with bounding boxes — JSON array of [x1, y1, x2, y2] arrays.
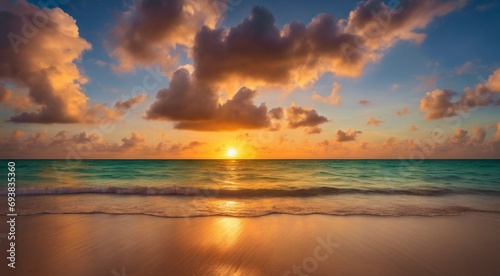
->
[[1, 159, 500, 217]]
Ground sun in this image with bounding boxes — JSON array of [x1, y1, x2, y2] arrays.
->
[[226, 148, 238, 158]]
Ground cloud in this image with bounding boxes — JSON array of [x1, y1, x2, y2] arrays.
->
[[420, 89, 456, 119], [344, 0, 466, 52], [383, 136, 398, 148], [145, 68, 217, 121], [336, 129, 362, 142], [0, 1, 95, 123], [450, 128, 469, 145], [496, 122, 500, 140], [456, 61, 472, 75], [371, 125, 500, 158], [182, 141, 204, 150], [409, 124, 418, 131], [420, 69, 500, 120], [109, 0, 224, 72], [485, 68, 500, 92], [286, 106, 329, 133], [10, 130, 24, 142], [366, 117, 384, 126], [156, 140, 204, 154], [268, 107, 284, 120], [305, 126, 322, 134], [120, 132, 146, 151], [50, 130, 70, 146], [95, 60, 107, 67], [55, 131, 144, 153], [114, 94, 147, 110], [395, 107, 410, 115], [193, 6, 358, 88], [312, 82, 341, 105], [471, 126, 486, 144], [0, 130, 30, 154], [71, 131, 104, 144], [174, 87, 270, 131], [0, 82, 12, 103], [0, 129, 217, 158], [193, 2, 464, 88], [359, 99, 371, 105], [0, 1, 135, 125], [9, 93, 31, 111], [145, 68, 271, 131], [24, 131, 47, 146], [391, 83, 400, 91]]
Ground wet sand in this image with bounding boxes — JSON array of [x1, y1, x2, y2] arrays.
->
[[1, 213, 499, 275]]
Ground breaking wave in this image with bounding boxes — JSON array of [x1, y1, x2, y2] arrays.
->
[[3, 185, 500, 197]]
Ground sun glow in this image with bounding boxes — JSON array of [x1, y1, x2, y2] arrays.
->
[[226, 148, 238, 158]]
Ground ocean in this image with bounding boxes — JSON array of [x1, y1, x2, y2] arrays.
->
[[2, 159, 500, 217]]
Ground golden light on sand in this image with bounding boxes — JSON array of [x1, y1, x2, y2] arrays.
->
[[213, 217, 242, 249], [226, 148, 238, 158]]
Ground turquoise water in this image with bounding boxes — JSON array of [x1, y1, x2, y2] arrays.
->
[[1, 159, 500, 217]]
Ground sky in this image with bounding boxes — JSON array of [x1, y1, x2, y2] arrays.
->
[[0, 0, 499, 159]]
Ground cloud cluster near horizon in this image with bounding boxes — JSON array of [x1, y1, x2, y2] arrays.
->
[[420, 69, 500, 120]]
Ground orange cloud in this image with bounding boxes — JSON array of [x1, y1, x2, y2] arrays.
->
[[420, 69, 500, 120], [345, 0, 466, 52], [420, 89, 456, 119], [156, 140, 204, 155], [495, 122, 500, 141], [114, 94, 147, 110], [359, 99, 371, 105], [268, 107, 284, 120], [0, 1, 138, 125], [10, 130, 24, 142], [366, 117, 384, 126], [0, 1, 93, 123], [120, 132, 146, 151], [0, 82, 12, 103], [378, 125, 500, 158], [450, 128, 469, 145], [485, 68, 500, 92], [471, 127, 486, 144], [336, 129, 362, 142], [174, 88, 270, 131], [286, 106, 329, 134]]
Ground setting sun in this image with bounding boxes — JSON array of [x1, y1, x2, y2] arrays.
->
[[226, 148, 238, 158]]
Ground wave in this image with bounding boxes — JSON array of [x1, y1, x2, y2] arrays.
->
[[3, 186, 500, 197], [4, 207, 500, 218]]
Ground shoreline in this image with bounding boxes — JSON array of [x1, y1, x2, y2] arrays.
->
[[1, 212, 499, 275], [3, 209, 500, 218]]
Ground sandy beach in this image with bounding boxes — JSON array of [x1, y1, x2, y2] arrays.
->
[[1, 212, 499, 275]]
